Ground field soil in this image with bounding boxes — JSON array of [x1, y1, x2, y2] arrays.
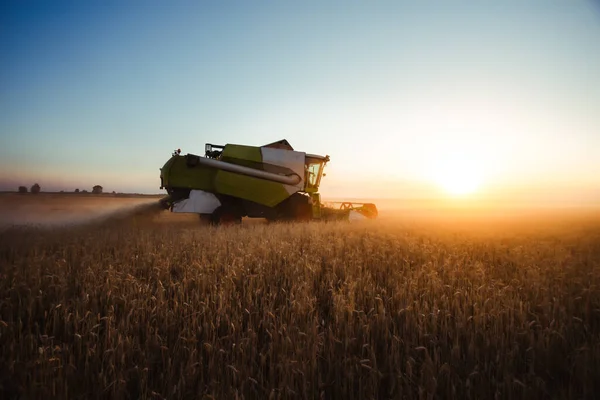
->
[[1, 194, 599, 399]]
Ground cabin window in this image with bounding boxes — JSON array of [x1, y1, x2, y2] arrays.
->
[[306, 162, 322, 188]]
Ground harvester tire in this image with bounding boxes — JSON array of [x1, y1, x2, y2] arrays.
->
[[281, 193, 312, 222]]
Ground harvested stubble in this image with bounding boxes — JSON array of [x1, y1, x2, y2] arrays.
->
[[1, 211, 600, 399]]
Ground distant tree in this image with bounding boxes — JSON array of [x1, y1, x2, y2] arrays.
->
[[82, 190, 88, 193], [18, 186, 27, 193], [30, 183, 41, 194], [92, 185, 103, 194], [74, 188, 80, 193]]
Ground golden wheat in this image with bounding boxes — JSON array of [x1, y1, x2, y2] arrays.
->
[[1, 209, 599, 399]]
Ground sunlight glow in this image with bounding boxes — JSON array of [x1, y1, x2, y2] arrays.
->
[[436, 168, 481, 196], [429, 151, 485, 197]]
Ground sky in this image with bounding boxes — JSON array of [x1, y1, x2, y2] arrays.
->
[[1, 0, 599, 204]]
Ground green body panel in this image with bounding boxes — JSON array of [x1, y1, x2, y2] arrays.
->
[[220, 144, 262, 163], [310, 193, 322, 218], [210, 144, 295, 206], [161, 156, 216, 191], [219, 145, 296, 176], [214, 170, 292, 207], [160, 143, 295, 207]]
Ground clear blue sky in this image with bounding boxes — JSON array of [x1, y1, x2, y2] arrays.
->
[[1, 0, 599, 202]]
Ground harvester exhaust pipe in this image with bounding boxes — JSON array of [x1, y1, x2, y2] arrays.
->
[[193, 156, 302, 185]]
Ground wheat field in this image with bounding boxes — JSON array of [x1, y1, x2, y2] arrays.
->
[[1, 199, 599, 399]]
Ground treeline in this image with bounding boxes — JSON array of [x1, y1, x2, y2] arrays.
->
[[17, 184, 106, 194]]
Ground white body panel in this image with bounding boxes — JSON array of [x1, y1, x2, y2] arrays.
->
[[260, 147, 306, 195], [172, 190, 221, 214]]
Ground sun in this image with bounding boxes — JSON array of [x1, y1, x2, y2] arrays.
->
[[437, 170, 480, 195], [430, 153, 484, 197]]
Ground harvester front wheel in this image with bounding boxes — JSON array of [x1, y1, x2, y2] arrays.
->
[[277, 193, 312, 222]]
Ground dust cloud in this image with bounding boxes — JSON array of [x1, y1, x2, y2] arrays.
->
[[0, 197, 166, 231]]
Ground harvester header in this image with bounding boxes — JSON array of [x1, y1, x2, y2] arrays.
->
[[158, 139, 377, 224]]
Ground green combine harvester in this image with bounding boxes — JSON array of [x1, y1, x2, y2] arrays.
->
[[158, 139, 378, 224]]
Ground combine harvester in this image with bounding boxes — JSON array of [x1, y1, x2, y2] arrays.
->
[[158, 139, 378, 225]]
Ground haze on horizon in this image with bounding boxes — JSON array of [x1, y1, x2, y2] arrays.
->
[[1, 0, 599, 206]]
